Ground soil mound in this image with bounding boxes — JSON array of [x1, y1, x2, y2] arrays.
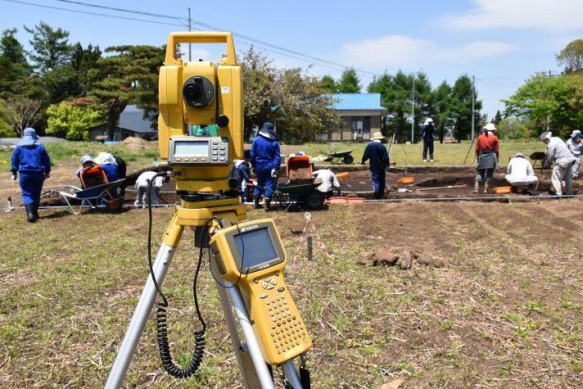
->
[[358, 248, 446, 269], [121, 136, 149, 151]]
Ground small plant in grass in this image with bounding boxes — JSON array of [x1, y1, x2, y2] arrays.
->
[[526, 300, 544, 314], [567, 360, 583, 372], [441, 320, 453, 332]]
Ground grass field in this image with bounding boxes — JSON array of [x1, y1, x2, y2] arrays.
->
[[1, 139, 581, 388], [1, 138, 546, 174]]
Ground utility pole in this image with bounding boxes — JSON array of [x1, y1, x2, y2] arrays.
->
[[411, 74, 415, 143], [471, 75, 475, 141], [188, 8, 192, 61]]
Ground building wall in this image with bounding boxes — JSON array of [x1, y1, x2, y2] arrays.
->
[[320, 111, 382, 142]]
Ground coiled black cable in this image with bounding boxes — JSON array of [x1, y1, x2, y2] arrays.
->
[[146, 172, 207, 379]]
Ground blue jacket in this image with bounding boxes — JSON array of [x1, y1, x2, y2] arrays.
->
[[422, 124, 435, 142], [11, 144, 51, 174], [362, 140, 390, 172], [251, 133, 281, 171], [236, 160, 251, 182], [100, 163, 119, 182]]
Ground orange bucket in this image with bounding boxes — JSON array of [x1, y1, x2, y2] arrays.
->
[[492, 186, 512, 194], [336, 172, 350, 179]]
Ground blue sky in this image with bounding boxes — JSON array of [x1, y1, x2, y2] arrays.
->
[[1, 0, 582, 118]]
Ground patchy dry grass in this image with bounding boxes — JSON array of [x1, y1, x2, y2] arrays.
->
[[1, 198, 581, 388]]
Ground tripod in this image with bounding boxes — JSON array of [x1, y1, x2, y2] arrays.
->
[[105, 198, 304, 388]]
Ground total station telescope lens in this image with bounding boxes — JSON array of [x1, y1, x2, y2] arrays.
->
[[183, 76, 215, 108], [184, 83, 202, 100]]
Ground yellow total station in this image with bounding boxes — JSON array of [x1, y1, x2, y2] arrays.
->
[[158, 32, 244, 194], [209, 219, 313, 365]]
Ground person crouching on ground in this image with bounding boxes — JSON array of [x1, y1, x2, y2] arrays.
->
[[566, 130, 582, 179], [540, 131, 576, 196], [361, 131, 390, 199], [474, 123, 500, 193], [312, 169, 341, 198], [134, 171, 164, 208], [94, 152, 119, 182], [231, 149, 252, 202], [505, 153, 537, 193], [251, 122, 281, 210], [10, 127, 51, 222]]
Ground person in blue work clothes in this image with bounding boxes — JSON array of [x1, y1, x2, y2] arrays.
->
[[361, 131, 390, 199], [251, 122, 281, 210], [422, 118, 435, 162], [10, 128, 51, 222], [233, 149, 252, 202]]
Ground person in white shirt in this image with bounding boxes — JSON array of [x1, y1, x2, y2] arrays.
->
[[312, 169, 341, 198], [134, 171, 164, 208], [540, 131, 576, 196], [566, 130, 582, 179], [505, 153, 537, 192]]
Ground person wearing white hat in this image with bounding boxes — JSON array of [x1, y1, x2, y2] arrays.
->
[[566, 130, 582, 179], [474, 123, 500, 193], [540, 131, 576, 195], [422, 118, 435, 162], [361, 131, 390, 199], [505, 153, 537, 192]]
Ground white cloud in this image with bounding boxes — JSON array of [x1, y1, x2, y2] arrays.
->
[[337, 35, 518, 71], [341, 35, 432, 69], [444, 0, 583, 31]]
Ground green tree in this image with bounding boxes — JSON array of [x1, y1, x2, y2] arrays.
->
[[90, 45, 164, 139], [2, 96, 43, 136], [450, 74, 482, 142], [368, 71, 413, 142], [493, 110, 503, 125], [412, 71, 433, 142], [25, 22, 72, 74], [319, 75, 337, 93], [46, 98, 105, 140], [496, 117, 533, 140], [556, 39, 583, 74], [431, 81, 453, 143], [272, 68, 337, 143], [337, 68, 361, 93], [70, 43, 102, 96], [240, 46, 278, 138], [0, 28, 32, 98], [0, 100, 15, 136], [503, 72, 574, 138]]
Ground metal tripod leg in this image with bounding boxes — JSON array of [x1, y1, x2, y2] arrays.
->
[[105, 243, 177, 389]]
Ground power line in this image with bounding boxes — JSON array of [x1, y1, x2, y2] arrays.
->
[[4, 0, 186, 27], [46, 0, 376, 76], [6, 0, 377, 78], [52, 0, 186, 23]]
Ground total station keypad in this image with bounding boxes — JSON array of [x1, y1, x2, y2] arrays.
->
[[257, 275, 309, 355]]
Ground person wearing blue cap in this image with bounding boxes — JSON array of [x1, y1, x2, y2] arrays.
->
[[250, 122, 281, 210], [10, 128, 51, 222], [566, 130, 582, 179]]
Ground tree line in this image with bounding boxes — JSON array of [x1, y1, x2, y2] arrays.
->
[[1, 22, 579, 142]]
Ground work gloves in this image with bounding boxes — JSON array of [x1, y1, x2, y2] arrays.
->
[[11, 172, 17, 182], [271, 169, 277, 178], [45, 173, 50, 179]]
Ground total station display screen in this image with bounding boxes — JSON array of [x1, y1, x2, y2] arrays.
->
[[174, 140, 208, 156], [234, 228, 278, 270]]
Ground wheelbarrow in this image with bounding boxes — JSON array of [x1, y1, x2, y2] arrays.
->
[[324, 150, 354, 164]]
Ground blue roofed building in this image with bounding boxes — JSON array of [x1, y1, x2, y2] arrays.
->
[[317, 93, 386, 142]]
